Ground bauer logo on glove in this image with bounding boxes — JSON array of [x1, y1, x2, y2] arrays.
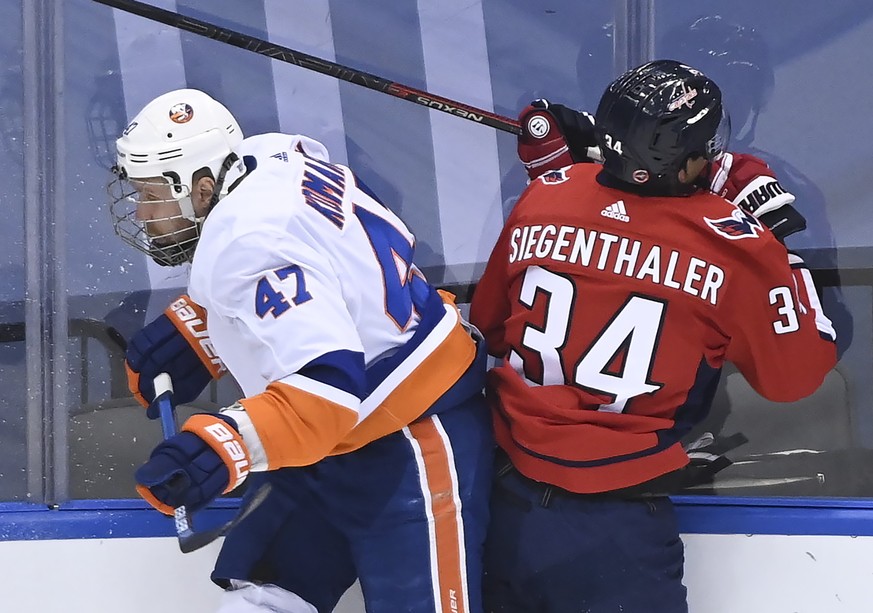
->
[[196, 417, 251, 490], [125, 294, 227, 415], [168, 296, 226, 375], [135, 412, 250, 515]]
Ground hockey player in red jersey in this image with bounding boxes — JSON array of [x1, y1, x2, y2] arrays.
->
[[470, 60, 837, 612]]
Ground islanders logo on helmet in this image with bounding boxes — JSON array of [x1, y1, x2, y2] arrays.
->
[[169, 102, 194, 124], [705, 207, 764, 240]]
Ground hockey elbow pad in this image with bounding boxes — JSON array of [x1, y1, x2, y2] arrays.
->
[[126, 294, 227, 416]]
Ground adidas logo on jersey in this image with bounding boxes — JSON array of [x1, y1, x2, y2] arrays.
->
[[601, 200, 629, 222]]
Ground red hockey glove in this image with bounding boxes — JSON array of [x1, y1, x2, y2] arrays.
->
[[704, 152, 806, 242], [517, 99, 603, 180], [125, 295, 226, 416]]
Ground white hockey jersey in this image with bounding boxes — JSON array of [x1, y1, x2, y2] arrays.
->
[[188, 133, 477, 470]]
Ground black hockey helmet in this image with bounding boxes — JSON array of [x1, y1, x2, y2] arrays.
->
[[594, 59, 729, 193]]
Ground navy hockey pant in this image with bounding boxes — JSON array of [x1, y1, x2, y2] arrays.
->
[[211, 394, 494, 613], [483, 464, 688, 613]]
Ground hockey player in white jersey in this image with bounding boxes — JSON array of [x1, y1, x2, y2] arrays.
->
[[109, 89, 492, 613]]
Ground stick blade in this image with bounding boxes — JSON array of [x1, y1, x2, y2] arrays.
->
[[177, 483, 273, 554]]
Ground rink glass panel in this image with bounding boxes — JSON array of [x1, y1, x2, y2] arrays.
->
[[0, 2, 28, 502], [2, 0, 872, 503]]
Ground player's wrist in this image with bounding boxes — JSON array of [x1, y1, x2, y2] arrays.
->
[[220, 402, 269, 472]]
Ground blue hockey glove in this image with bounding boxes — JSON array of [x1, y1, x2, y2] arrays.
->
[[135, 413, 250, 515], [126, 295, 226, 417]]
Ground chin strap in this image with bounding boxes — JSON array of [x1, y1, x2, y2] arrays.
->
[[207, 152, 241, 211]]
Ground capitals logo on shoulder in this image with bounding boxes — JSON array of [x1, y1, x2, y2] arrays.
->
[[539, 168, 569, 184], [705, 208, 764, 240]]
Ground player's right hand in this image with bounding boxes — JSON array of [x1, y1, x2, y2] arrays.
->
[[135, 412, 250, 515], [126, 295, 226, 417], [517, 99, 603, 180]]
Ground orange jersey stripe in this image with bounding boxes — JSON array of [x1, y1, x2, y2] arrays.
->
[[406, 417, 469, 613], [241, 297, 477, 467], [241, 381, 358, 469], [332, 315, 477, 455]]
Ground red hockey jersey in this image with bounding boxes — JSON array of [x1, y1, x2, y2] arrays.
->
[[470, 163, 836, 493]]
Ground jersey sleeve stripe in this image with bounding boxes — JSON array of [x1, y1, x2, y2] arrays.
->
[[788, 253, 837, 342], [360, 303, 460, 420], [363, 286, 447, 395], [277, 372, 362, 412], [297, 350, 366, 399], [240, 381, 358, 468], [797, 267, 837, 341], [333, 304, 478, 454]]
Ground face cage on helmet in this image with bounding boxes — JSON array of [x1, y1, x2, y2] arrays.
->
[[107, 170, 203, 267], [704, 108, 732, 162], [87, 95, 125, 171]]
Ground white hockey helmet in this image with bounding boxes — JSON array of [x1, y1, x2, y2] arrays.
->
[[110, 88, 244, 265]]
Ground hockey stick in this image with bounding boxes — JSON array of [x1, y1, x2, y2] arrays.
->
[[92, 0, 522, 135], [150, 373, 272, 553], [680, 474, 826, 490], [150, 373, 196, 549]]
